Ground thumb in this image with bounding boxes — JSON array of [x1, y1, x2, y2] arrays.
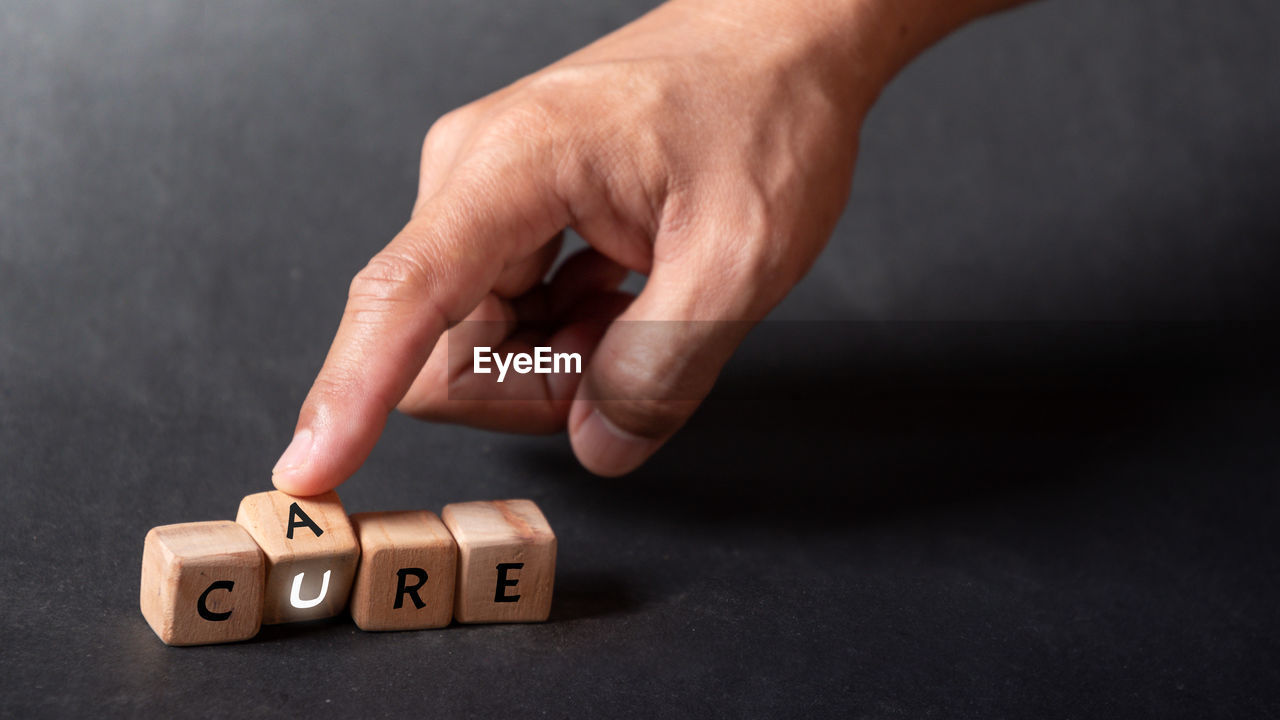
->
[[567, 236, 766, 477]]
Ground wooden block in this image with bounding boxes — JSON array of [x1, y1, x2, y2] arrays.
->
[[139, 521, 265, 646], [348, 511, 458, 631], [441, 499, 556, 623], [235, 490, 360, 625]]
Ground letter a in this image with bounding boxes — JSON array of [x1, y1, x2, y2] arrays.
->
[[286, 502, 324, 539]]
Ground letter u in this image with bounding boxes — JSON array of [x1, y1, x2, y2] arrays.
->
[[290, 570, 332, 609]]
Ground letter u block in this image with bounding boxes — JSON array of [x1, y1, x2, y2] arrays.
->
[[236, 490, 360, 624], [140, 521, 265, 646], [441, 499, 556, 623]]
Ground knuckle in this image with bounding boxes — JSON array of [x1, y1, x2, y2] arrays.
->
[[348, 252, 429, 306], [423, 107, 476, 157], [473, 98, 561, 157]]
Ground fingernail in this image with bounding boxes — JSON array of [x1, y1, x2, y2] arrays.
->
[[272, 429, 313, 475], [574, 409, 660, 476]]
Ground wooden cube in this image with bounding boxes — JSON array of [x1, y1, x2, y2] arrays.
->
[[139, 521, 265, 646], [235, 490, 360, 625], [348, 511, 458, 631], [441, 499, 556, 623]]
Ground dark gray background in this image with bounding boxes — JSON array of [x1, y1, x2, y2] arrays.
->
[[2, 0, 1278, 717]]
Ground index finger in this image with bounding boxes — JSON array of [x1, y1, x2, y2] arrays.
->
[[272, 168, 564, 495]]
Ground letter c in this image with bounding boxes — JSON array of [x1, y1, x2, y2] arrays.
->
[[197, 580, 235, 621]]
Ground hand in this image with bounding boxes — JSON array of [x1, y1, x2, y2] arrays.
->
[[271, 0, 1021, 493]]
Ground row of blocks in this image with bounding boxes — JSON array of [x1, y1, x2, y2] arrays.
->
[[140, 492, 556, 646]]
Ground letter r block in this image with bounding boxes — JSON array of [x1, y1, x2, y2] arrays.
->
[[235, 490, 360, 624], [441, 499, 556, 623], [349, 511, 457, 631], [139, 521, 265, 646]]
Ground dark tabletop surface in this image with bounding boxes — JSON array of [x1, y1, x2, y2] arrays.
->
[[2, 1, 1279, 717]]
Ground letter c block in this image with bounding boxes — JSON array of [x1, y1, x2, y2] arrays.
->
[[139, 521, 265, 646], [236, 491, 360, 624]]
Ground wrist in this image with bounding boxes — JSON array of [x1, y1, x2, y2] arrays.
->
[[669, 0, 1017, 118]]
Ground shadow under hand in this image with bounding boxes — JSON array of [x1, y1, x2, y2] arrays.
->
[[521, 321, 1271, 530]]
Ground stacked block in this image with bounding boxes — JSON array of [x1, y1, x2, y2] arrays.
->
[[139, 492, 555, 645], [236, 491, 360, 624]]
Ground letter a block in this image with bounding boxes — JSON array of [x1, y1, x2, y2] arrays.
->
[[140, 521, 265, 646], [441, 499, 556, 623], [349, 511, 457, 631], [236, 490, 360, 624]]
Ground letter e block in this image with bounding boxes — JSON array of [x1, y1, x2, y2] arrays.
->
[[441, 499, 556, 623], [235, 490, 360, 624], [139, 521, 265, 646], [349, 511, 458, 631]]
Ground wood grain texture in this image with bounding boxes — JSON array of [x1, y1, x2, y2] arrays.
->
[[139, 521, 265, 646], [441, 499, 556, 623], [349, 511, 457, 631], [235, 490, 360, 624]]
